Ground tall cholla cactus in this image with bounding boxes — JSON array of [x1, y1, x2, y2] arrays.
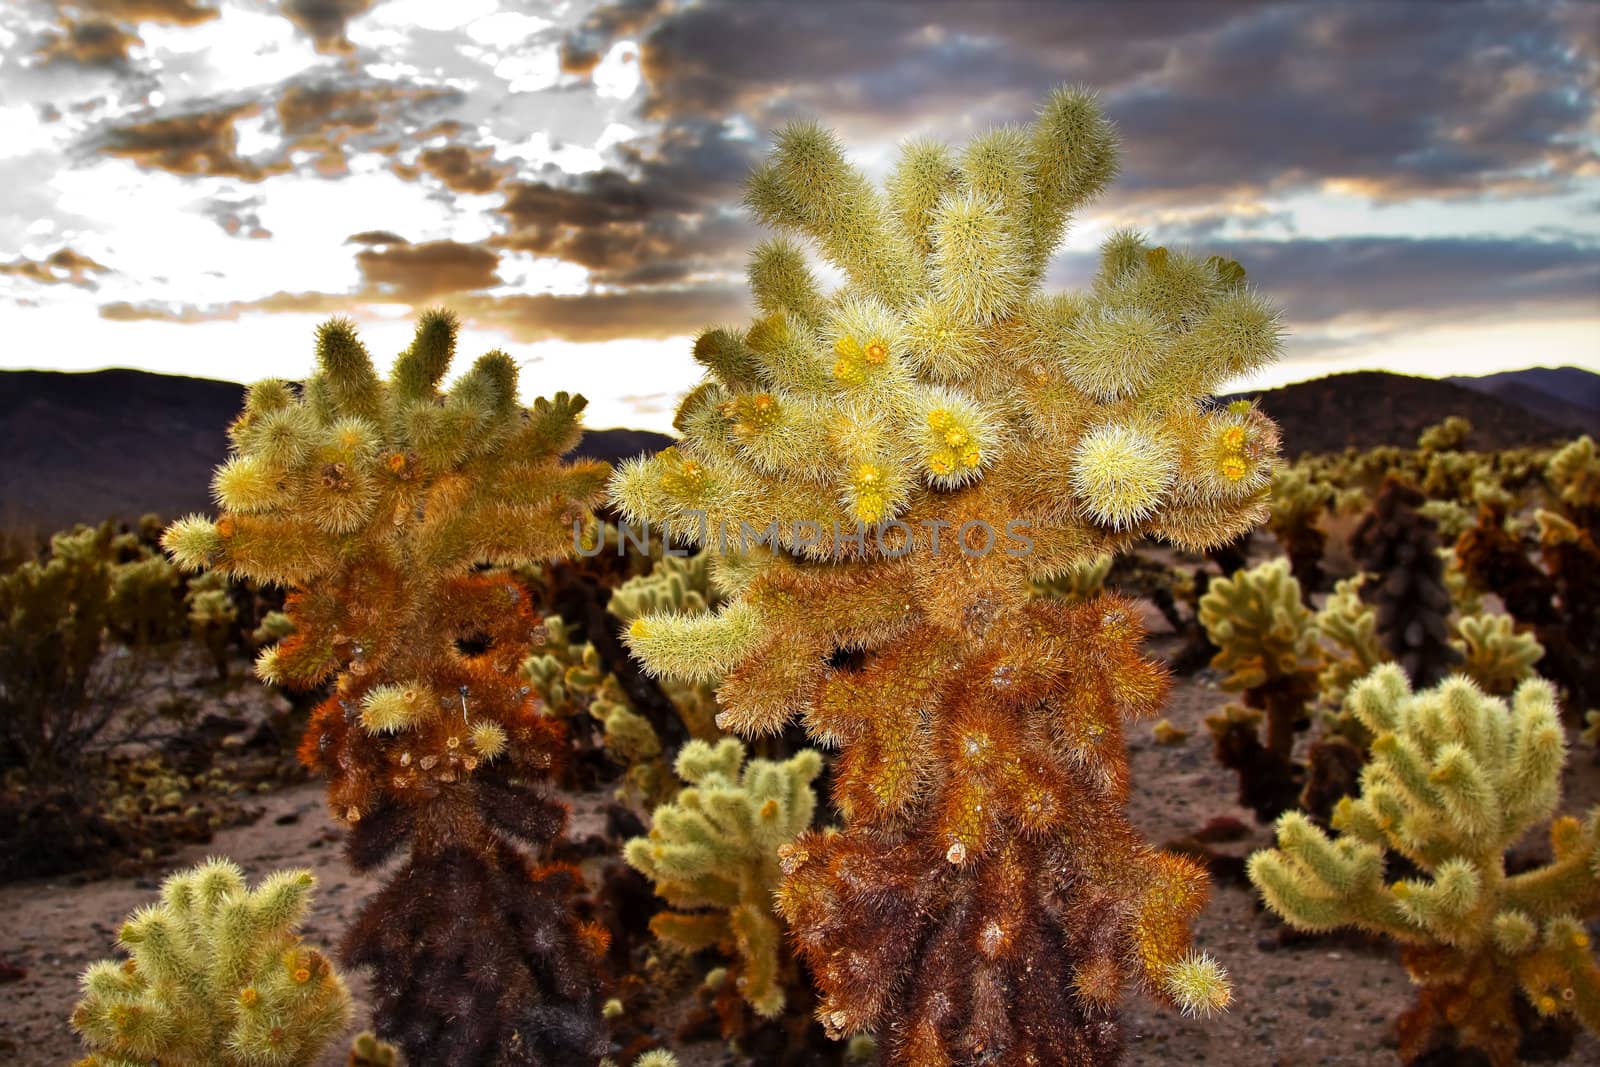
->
[[625, 738, 822, 1018], [1352, 477, 1460, 687], [1248, 666, 1600, 1066], [612, 85, 1282, 1063], [71, 858, 350, 1066], [1198, 557, 1321, 820], [163, 311, 611, 1064]]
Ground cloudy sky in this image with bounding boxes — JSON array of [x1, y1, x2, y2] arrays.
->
[[0, 0, 1595, 432]]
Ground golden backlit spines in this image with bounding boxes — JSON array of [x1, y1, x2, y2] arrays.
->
[[622, 88, 1282, 567], [612, 85, 1283, 1064], [1249, 669, 1600, 1063], [163, 311, 610, 1063], [1070, 421, 1179, 529]]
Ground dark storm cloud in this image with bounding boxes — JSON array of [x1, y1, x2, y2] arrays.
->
[[559, 0, 666, 75], [34, 19, 141, 66], [1049, 233, 1599, 332], [346, 230, 409, 245], [99, 103, 285, 180], [412, 144, 509, 195], [1104, 1, 1600, 204], [491, 118, 760, 285], [1223, 236, 1600, 326], [32, 0, 221, 69], [1, 247, 111, 286], [90, 79, 463, 181], [356, 240, 502, 300], [279, 0, 376, 55], [570, 0, 1596, 206], [275, 81, 464, 178], [59, 0, 218, 24]]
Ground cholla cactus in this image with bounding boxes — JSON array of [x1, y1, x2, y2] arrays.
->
[[107, 553, 183, 647], [1546, 435, 1599, 527], [612, 86, 1274, 1061], [1417, 415, 1472, 453], [607, 552, 722, 743], [1, 522, 174, 786], [186, 570, 238, 681], [609, 549, 717, 621], [348, 1030, 400, 1066], [600, 1053, 680, 1067], [1351, 478, 1460, 687], [1248, 666, 1600, 1065], [1418, 499, 1473, 543], [1451, 613, 1543, 697], [1267, 465, 1330, 592], [1029, 551, 1112, 602], [70, 858, 350, 1066], [523, 613, 676, 807], [1457, 501, 1599, 717], [1199, 558, 1320, 819], [1315, 575, 1387, 721], [625, 738, 822, 1019], [162, 311, 610, 1064], [252, 610, 295, 647]]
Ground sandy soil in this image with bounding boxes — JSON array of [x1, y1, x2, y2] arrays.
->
[[4, 654, 1597, 1067]]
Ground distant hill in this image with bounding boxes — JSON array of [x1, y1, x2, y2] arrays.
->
[[0, 368, 671, 535], [1226, 368, 1594, 457], [1445, 366, 1599, 436], [1, 365, 1593, 533]]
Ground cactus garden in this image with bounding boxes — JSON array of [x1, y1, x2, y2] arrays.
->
[[3, 4, 1599, 1064]]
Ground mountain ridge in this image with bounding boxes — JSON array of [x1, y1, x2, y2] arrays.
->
[[2, 365, 1593, 533]]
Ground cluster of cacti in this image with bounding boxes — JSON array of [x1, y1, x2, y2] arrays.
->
[[606, 552, 722, 745], [21, 69, 1600, 1067], [1197, 557, 1321, 819], [1350, 478, 1460, 687], [614, 85, 1276, 1061], [624, 738, 822, 1021], [1418, 498, 1475, 542], [523, 551, 724, 809], [106, 546, 183, 648], [1456, 499, 1599, 719], [1249, 666, 1600, 1065], [162, 311, 612, 1064], [1283, 428, 1562, 525], [186, 570, 239, 682], [1266, 466, 1331, 592], [0, 522, 183, 784], [522, 611, 674, 805], [1199, 519, 1545, 826], [70, 858, 351, 1066]]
